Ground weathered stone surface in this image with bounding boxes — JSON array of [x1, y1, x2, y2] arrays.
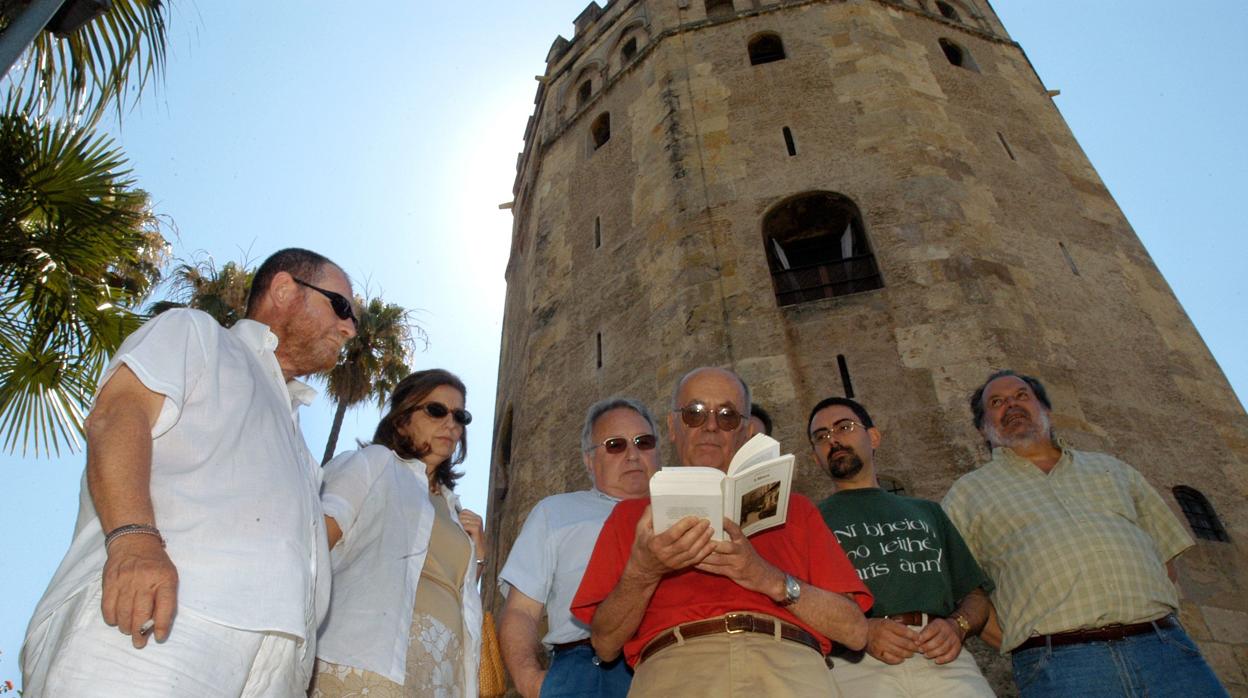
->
[[485, 1, 1248, 695]]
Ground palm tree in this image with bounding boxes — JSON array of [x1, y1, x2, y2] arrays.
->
[[2, 0, 169, 126], [149, 257, 254, 328], [321, 296, 425, 464], [0, 108, 168, 456]]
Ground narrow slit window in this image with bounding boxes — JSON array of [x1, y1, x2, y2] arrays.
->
[[878, 475, 907, 496], [837, 354, 855, 398], [594, 217, 602, 249], [595, 332, 604, 369], [591, 112, 611, 150], [1173, 486, 1230, 542], [1059, 242, 1080, 276], [783, 127, 797, 156], [997, 131, 1016, 160]]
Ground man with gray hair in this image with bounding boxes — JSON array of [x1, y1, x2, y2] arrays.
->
[[498, 396, 660, 697]]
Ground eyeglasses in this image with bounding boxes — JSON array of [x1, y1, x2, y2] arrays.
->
[[591, 434, 658, 454], [810, 420, 864, 445], [292, 277, 358, 329], [674, 402, 744, 431], [414, 401, 472, 426]]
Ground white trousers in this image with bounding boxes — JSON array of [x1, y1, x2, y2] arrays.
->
[[22, 580, 311, 698], [832, 643, 996, 698]]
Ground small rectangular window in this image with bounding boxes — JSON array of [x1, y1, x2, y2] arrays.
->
[[783, 127, 797, 156]]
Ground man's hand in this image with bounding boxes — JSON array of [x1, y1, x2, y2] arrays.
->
[[101, 534, 178, 648], [693, 519, 781, 595], [918, 617, 964, 664], [865, 618, 921, 664], [629, 508, 716, 582]]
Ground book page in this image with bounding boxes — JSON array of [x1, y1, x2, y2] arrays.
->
[[725, 454, 793, 537], [727, 433, 782, 476], [649, 467, 727, 540]]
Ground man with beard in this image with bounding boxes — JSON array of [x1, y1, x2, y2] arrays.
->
[[943, 370, 1226, 697], [571, 367, 872, 696], [22, 248, 358, 697], [810, 397, 995, 697]]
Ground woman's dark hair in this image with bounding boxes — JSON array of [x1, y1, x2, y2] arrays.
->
[[373, 369, 468, 491]]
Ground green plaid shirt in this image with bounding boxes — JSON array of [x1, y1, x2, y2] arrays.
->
[[942, 443, 1193, 653]]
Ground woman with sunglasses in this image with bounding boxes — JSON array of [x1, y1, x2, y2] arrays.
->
[[311, 368, 485, 697]]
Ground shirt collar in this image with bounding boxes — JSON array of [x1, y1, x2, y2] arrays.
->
[[991, 435, 1072, 471], [230, 319, 318, 407], [590, 487, 622, 503]]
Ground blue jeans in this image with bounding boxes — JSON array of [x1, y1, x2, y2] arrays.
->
[[538, 644, 632, 698], [1011, 619, 1228, 697]]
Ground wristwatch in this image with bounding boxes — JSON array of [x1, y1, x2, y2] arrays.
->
[[952, 613, 971, 639], [778, 574, 802, 606]]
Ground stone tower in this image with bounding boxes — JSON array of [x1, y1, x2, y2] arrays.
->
[[485, 0, 1248, 691]]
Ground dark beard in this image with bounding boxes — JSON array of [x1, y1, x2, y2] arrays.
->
[[827, 447, 864, 480]]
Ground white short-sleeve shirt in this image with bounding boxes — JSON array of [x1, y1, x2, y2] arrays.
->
[[23, 310, 330, 663], [498, 489, 620, 648]]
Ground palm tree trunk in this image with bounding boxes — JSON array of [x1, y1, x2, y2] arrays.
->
[[322, 399, 349, 465]]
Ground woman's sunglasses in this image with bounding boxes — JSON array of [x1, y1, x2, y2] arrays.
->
[[414, 401, 472, 426], [293, 277, 358, 329], [592, 434, 657, 454]]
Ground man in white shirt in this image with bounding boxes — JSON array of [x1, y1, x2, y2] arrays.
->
[[497, 397, 660, 698], [21, 248, 358, 697]]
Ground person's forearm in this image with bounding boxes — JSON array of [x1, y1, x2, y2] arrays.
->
[[953, 588, 991, 637], [787, 585, 868, 650], [979, 603, 1003, 650], [590, 564, 660, 662], [499, 607, 547, 698], [85, 398, 158, 531]]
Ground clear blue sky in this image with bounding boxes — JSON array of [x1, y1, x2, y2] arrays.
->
[[2, 0, 1244, 687]]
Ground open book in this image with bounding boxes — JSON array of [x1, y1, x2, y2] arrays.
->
[[649, 433, 795, 540]]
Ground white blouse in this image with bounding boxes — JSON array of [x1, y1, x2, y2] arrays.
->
[[317, 444, 482, 690]]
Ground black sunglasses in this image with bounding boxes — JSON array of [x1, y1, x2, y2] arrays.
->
[[674, 402, 744, 431], [293, 277, 358, 328], [414, 401, 472, 426], [592, 434, 657, 454]]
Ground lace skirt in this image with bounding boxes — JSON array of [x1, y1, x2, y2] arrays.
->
[[310, 608, 464, 697]]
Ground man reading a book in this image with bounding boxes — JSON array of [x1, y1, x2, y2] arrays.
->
[[810, 397, 995, 697], [571, 367, 872, 696]]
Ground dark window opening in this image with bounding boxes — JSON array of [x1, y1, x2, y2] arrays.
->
[[1059, 242, 1080, 276], [705, 0, 735, 20], [577, 80, 592, 108], [782, 127, 797, 156], [595, 332, 603, 369], [748, 33, 786, 65], [591, 112, 611, 150], [594, 217, 602, 249], [939, 38, 978, 72], [495, 406, 513, 503], [936, 1, 961, 21], [621, 37, 638, 62], [878, 475, 907, 496], [837, 354, 855, 398], [997, 131, 1016, 161], [763, 192, 884, 306], [1173, 486, 1230, 542]]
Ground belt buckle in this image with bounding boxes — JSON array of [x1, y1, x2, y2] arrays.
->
[[724, 612, 748, 634]]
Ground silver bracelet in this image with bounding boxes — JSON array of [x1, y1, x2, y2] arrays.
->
[[105, 523, 165, 549]]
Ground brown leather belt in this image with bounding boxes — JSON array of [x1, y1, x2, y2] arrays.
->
[[1014, 616, 1174, 653], [885, 611, 928, 626], [638, 613, 822, 664], [551, 638, 593, 653]]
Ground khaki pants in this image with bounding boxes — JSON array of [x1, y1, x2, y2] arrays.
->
[[629, 629, 840, 697], [832, 646, 995, 697]]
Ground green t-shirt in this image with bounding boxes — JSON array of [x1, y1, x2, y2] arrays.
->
[[817, 488, 992, 618]]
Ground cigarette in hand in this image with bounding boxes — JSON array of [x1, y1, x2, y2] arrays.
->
[[139, 619, 155, 636]]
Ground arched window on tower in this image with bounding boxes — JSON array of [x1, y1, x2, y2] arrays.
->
[[936, 1, 961, 21], [939, 38, 979, 72], [621, 36, 638, 62], [591, 112, 611, 150], [1173, 486, 1230, 542], [748, 33, 786, 65], [763, 192, 884, 306], [705, 0, 735, 20], [577, 79, 592, 108]]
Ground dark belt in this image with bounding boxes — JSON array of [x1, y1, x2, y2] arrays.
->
[[638, 612, 822, 664], [884, 611, 929, 626], [1014, 616, 1174, 653], [551, 638, 593, 653]]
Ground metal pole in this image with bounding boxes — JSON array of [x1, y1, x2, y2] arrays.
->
[[0, 0, 69, 79]]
